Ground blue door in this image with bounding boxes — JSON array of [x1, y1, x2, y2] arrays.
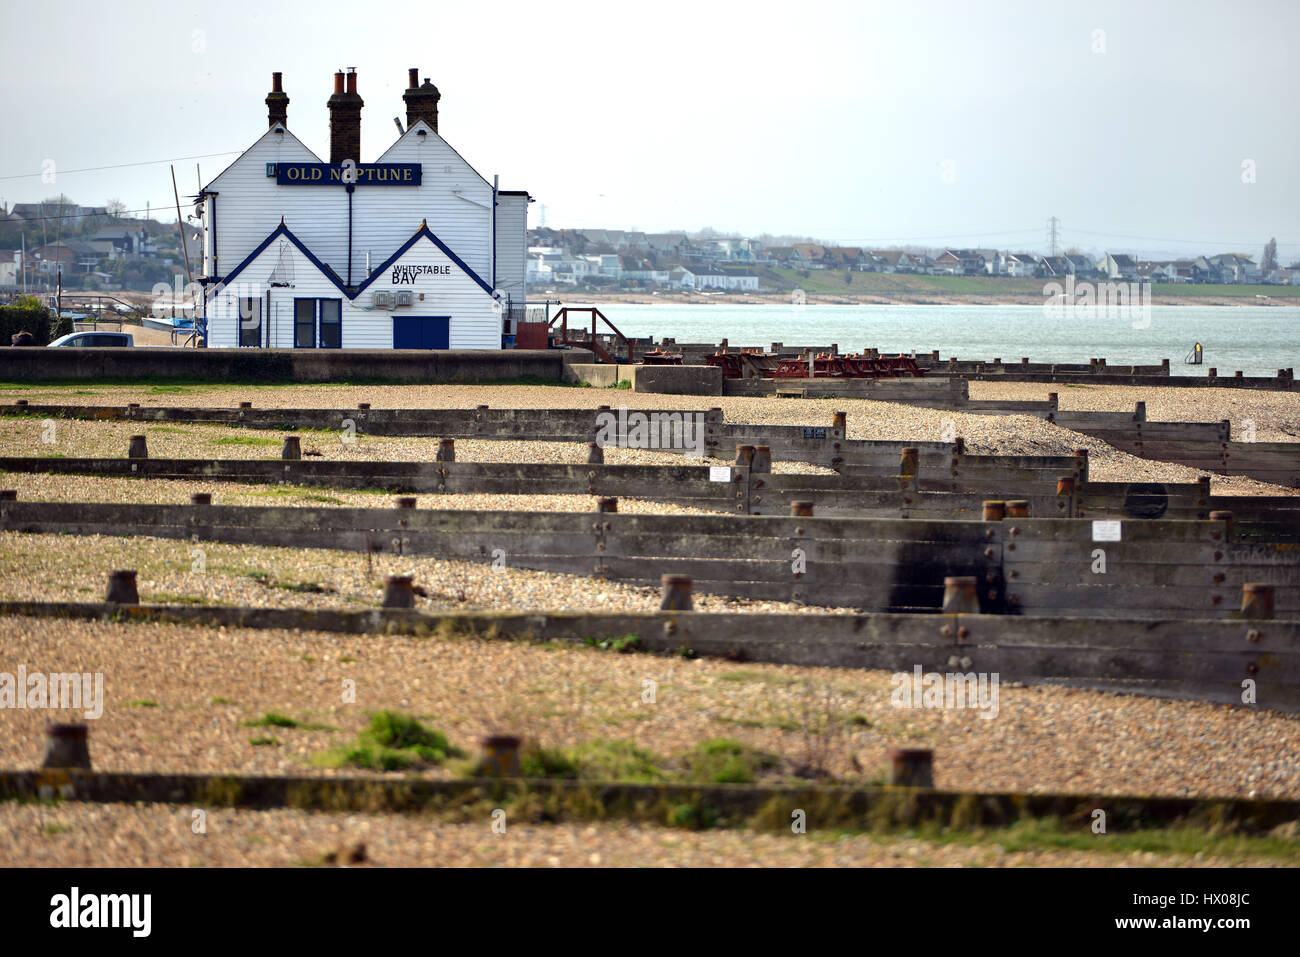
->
[[394, 317, 450, 349]]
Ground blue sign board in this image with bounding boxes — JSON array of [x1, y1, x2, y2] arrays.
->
[[270, 163, 422, 186]]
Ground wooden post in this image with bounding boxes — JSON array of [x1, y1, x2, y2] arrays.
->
[[587, 442, 604, 464], [43, 723, 92, 770], [191, 492, 212, 506], [128, 435, 148, 459], [1006, 500, 1030, 518], [790, 501, 814, 517], [1056, 476, 1076, 517], [395, 496, 417, 509], [597, 497, 618, 513], [1209, 510, 1234, 542], [281, 436, 301, 460], [382, 575, 415, 609], [436, 439, 455, 462], [942, 576, 979, 614], [888, 748, 933, 788], [982, 501, 1006, 521], [479, 735, 522, 777], [660, 574, 694, 611], [1241, 583, 1275, 620], [735, 444, 755, 467], [106, 570, 139, 604], [900, 447, 919, 479], [1073, 448, 1089, 482], [751, 445, 772, 473]]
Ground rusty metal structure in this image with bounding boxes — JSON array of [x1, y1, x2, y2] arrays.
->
[[639, 348, 684, 365], [705, 349, 927, 379]]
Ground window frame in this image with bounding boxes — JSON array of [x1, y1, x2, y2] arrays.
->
[[317, 297, 343, 349], [237, 296, 263, 348], [292, 297, 317, 349]]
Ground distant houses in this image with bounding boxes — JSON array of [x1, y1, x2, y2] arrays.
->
[[1098, 253, 1139, 280], [521, 223, 1290, 293]]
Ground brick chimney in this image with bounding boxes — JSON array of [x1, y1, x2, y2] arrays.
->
[[327, 68, 363, 164], [402, 67, 441, 133], [266, 72, 289, 128]]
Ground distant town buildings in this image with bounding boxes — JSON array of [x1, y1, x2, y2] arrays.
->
[[524, 226, 1295, 294]]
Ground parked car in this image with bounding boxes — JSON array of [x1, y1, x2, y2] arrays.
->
[[47, 331, 135, 347]]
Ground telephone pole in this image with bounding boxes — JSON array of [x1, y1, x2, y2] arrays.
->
[[1047, 216, 1061, 257]]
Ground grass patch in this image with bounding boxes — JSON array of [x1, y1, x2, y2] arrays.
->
[[680, 738, 781, 784], [211, 435, 283, 447], [244, 711, 336, 731], [121, 699, 159, 708], [210, 696, 236, 705], [514, 739, 668, 782], [249, 736, 281, 747], [873, 817, 1300, 864], [241, 569, 337, 595], [313, 710, 463, 771], [715, 669, 800, 686], [583, 634, 641, 653]]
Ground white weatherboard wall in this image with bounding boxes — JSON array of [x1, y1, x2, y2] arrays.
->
[[367, 121, 493, 284], [203, 121, 495, 288], [206, 238, 353, 349], [368, 234, 501, 350], [494, 192, 528, 306], [204, 126, 347, 280], [208, 230, 500, 350]]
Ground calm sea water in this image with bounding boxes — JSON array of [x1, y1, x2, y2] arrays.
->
[[580, 303, 1300, 378]]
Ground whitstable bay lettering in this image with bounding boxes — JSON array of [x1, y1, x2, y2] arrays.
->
[[392, 264, 451, 284]]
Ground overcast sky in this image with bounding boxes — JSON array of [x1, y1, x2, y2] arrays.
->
[[2, 0, 1296, 260]]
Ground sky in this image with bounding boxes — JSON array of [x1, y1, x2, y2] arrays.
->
[[2, 0, 1297, 261]]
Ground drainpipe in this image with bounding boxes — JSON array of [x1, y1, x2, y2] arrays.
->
[[491, 174, 498, 290], [346, 184, 354, 288], [209, 192, 218, 277]]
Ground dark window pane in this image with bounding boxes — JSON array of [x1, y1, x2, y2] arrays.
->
[[238, 298, 262, 347], [319, 300, 341, 348], [294, 299, 316, 348]]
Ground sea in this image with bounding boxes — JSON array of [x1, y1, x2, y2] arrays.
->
[[576, 303, 1300, 378]]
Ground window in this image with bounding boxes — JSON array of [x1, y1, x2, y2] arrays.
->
[[292, 298, 342, 348], [319, 299, 342, 348], [238, 297, 262, 347], [294, 299, 316, 348]]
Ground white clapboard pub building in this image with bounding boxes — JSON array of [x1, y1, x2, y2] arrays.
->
[[197, 68, 530, 350]]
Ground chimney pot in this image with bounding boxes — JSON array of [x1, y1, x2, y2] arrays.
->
[[266, 72, 290, 129], [403, 70, 441, 134], [328, 69, 364, 165], [408, 67, 419, 88]]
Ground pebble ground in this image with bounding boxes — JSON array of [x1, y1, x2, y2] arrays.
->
[[2, 379, 1298, 867], [2, 616, 1296, 801], [2, 804, 1291, 867]]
